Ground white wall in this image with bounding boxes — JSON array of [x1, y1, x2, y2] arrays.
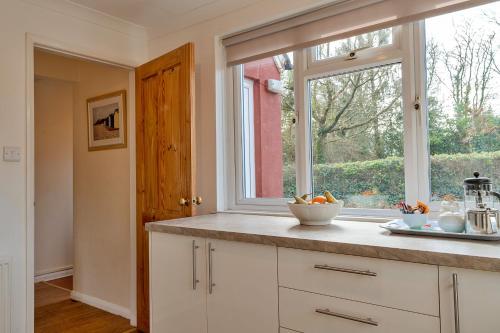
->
[[148, 0, 330, 214], [0, 1, 146, 331], [72, 59, 131, 312], [34, 77, 74, 277]]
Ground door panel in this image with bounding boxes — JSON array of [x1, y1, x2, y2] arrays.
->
[[158, 66, 182, 213], [143, 74, 160, 212], [150, 233, 207, 333], [136, 43, 195, 332], [207, 239, 279, 333]]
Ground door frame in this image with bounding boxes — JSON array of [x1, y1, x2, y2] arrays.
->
[[25, 33, 139, 332]]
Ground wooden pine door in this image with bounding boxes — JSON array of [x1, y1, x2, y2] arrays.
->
[[136, 43, 196, 332]]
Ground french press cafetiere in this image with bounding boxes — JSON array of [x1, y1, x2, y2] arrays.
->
[[463, 172, 500, 234]]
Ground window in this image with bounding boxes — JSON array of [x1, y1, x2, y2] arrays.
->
[[313, 28, 394, 62], [425, 3, 500, 202], [236, 54, 295, 201], [242, 78, 256, 198], [310, 63, 404, 209], [228, 2, 500, 214]]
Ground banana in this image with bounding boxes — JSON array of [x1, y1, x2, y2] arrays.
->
[[324, 191, 336, 203], [294, 196, 309, 204]]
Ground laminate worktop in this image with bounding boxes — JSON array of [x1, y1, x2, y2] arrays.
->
[[146, 213, 500, 272]]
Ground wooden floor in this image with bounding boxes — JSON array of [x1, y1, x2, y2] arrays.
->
[[35, 276, 138, 333]]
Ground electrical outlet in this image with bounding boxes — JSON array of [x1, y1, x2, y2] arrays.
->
[[3, 146, 21, 162]]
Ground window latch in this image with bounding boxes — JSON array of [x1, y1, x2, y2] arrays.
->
[[414, 97, 421, 111], [345, 46, 370, 61]]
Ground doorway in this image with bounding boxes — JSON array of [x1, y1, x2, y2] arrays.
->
[[32, 48, 137, 332]]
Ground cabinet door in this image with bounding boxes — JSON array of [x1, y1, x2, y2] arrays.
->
[[150, 232, 207, 333], [440, 267, 500, 333], [207, 239, 278, 333]]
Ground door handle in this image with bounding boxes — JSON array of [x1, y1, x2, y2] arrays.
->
[[452, 273, 461, 333], [192, 240, 199, 290], [192, 196, 203, 206], [179, 198, 189, 206], [208, 242, 215, 294]]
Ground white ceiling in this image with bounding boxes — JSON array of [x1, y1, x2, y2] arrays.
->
[[68, 0, 258, 35]]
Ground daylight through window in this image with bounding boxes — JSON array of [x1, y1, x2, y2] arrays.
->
[[231, 2, 500, 214]]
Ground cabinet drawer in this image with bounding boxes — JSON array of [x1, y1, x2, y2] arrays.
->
[[278, 247, 438, 315], [280, 287, 440, 333]]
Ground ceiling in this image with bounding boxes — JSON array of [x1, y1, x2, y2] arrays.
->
[[68, 0, 259, 36]]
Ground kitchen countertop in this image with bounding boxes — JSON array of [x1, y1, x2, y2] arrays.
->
[[146, 213, 500, 272]]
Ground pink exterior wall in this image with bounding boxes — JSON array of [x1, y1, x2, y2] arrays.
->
[[244, 57, 283, 197]]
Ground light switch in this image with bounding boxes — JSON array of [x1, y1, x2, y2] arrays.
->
[[3, 146, 21, 162]]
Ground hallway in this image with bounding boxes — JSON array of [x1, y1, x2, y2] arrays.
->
[[35, 277, 137, 333]]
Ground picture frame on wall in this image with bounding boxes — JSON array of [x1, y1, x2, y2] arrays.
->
[[87, 90, 127, 151]]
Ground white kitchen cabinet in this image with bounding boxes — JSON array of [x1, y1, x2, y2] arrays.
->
[[439, 267, 500, 333], [150, 233, 207, 333], [207, 239, 279, 333], [150, 233, 279, 333]]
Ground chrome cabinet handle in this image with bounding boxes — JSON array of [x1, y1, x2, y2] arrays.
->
[[208, 242, 215, 294], [316, 308, 378, 326], [452, 273, 460, 333], [314, 264, 377, 277], [192, 240, 199, 290]]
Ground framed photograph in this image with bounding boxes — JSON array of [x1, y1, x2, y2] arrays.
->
[[87, 90, 127, 151]]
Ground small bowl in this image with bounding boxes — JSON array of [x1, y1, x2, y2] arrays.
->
[[438, 213, 465, 233], [402, 214, 428, 229], [287, 201, 343, 226]]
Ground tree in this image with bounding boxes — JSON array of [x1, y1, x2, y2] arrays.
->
[[430, 17, 499, 154], [444, 21, 496, 148], [309, 65, 402, 164]]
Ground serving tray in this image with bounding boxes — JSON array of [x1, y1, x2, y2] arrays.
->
[[380, 219, 500, 241]]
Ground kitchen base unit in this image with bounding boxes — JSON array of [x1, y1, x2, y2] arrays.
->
[[149, 232, 278, 333], [147, 213, 500, 333]]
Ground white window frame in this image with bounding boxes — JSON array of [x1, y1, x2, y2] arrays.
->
[[308, 27, 402, 67], [224, 22, 432, 217], [232, 66, 292, 210], [241, 78, 256, 198]]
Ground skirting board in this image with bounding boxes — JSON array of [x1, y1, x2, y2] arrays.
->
[[71, 290, 131, 319], [34, 267, 73, 282]]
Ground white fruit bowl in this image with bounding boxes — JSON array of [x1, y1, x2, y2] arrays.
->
[[287, 201, 344, 226]]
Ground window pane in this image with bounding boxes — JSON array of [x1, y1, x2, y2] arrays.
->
[[309, 63, 404, 208], [425, 2, 500, 202], [314, 28, 393, 61], [240, 53, 296, 199]]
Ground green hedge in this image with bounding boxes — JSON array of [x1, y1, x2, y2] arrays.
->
[[283, 151, 500, 208]]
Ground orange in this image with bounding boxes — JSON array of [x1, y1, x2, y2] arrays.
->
[[311, 195, 327, 204]]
